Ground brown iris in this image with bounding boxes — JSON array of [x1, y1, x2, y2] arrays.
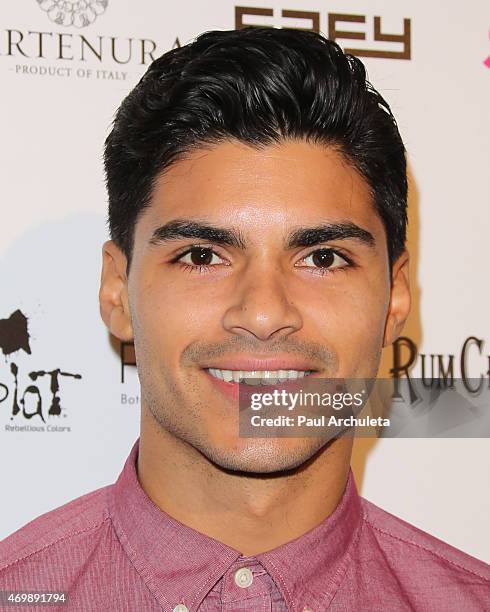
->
[[311, 249, 335, 268], [189, 247, 214, 265]]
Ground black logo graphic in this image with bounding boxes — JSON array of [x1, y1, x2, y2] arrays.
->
[[0, 309, 81, 424], [0, 309, 31, 356]]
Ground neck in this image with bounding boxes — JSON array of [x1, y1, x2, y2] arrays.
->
[[137, 406, 353, 556]]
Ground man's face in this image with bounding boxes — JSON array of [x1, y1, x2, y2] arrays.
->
[[103, 139, 409, 473]]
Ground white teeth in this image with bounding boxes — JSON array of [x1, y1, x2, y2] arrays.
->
[[221, 369, 233, 382], [207, 368, 312, 385]]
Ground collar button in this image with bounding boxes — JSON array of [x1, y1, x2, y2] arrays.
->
[[173, 605, 189, 612], [234, 567, 254, 588]]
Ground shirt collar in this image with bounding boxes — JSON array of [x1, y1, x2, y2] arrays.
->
[[256, 462, 363, 609], [109, 437, 362, 612]]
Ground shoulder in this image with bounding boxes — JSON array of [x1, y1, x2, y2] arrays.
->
[[360, 496, 490, 584], [0, 484, 113, 574]]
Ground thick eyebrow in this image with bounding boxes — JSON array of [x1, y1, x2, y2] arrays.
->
[[148, 219, 375, 251], [149, 219, 246, 249], [286, 222, 375, 249]]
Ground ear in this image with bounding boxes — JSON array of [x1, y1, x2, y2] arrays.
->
[[99, 240, 134, 342], [383, 250, 411, 347]]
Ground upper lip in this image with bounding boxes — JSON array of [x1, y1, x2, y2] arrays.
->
[[201, 356, 320, 372]]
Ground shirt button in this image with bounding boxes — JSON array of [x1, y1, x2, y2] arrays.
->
[[172, 605, 189, 612], [234, 566, 254, 588], [302, 607, 314, 612]]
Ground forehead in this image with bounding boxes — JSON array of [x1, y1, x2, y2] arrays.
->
[[139, 139, 383, 239]]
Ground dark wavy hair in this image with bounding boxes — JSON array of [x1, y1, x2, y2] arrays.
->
[[104, 27, 407, 270]]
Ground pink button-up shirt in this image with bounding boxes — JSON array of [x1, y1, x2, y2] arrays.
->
[[1, 438, 489, 611]]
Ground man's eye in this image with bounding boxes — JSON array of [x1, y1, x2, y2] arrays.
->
[[297, 248, 350, 271], [177, 246, 222, 267]]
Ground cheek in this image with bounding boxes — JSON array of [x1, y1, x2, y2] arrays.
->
[[300, 278, 389, 366], [131, 271, 226, 358]]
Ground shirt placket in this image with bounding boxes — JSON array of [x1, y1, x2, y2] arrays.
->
[[218, 559, 274, 611]]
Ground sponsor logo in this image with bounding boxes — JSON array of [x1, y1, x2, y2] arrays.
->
[[1, 2, 181, 79], [391, 336, 490, 404], [235, 6, 411, 60], [0, 310, 82, 430], [36, 0, 109, 29]]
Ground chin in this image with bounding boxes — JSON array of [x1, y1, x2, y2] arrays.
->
[[199, 436, 328, 475]]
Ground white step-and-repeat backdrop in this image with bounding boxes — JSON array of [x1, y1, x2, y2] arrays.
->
[[1, 1, 489, 562]]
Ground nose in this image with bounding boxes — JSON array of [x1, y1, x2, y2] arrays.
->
[[222, 262, 302, 342]]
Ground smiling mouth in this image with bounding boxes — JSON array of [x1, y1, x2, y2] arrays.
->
[[206, 368, 315, 386]]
